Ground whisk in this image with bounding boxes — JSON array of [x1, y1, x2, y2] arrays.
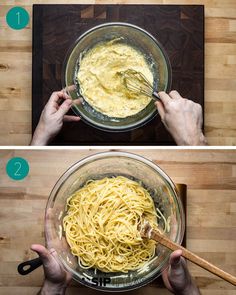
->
[[120, 69, 160, 100]]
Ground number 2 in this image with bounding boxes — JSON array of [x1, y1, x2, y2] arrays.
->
[[14, 161, 22, 176]]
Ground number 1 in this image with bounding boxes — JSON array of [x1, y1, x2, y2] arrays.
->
[[16, 12, 20, 25]]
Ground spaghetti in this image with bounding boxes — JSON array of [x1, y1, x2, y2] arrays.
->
[[63, 176, 166, 273]]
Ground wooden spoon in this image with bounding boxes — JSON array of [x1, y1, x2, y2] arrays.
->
[[140, 221, 236, 286]]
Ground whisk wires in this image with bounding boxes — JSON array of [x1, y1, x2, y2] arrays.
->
[[119, 69, 154, 97]]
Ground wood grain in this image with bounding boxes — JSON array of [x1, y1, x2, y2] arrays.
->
[[32, 4, 204, 146], [0, 0, 236, 145], [146, 226, 236, 286], [0, 149, 236, 294]]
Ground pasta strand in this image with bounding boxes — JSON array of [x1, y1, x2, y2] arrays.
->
[[63, 176, 165, 273]]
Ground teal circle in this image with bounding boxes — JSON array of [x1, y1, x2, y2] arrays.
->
[[6, 157, 29, 180], [6, 7, 29, 30]]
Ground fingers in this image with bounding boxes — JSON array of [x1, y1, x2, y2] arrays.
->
[[45, 208, 55, 246], [56, 99, 73, 118], [73, 98, 82, 107], [155, 100, 165, 120], [64, 85, 76, 92], [159, 90, 182, 100], [158, 90, 182, 108], [63, 115, 81, 122], [45, 208, 59, 248], [31, 244, 52, 266], [48, 90, 67, 106], [158, 91, 171, 106], [169, 90, 182, 100], [48, 89, 82, 119], [56, 95, 81, 120]]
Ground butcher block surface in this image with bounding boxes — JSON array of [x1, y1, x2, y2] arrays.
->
[[0, 0, 236, 145], [32, 4, 204, 145]]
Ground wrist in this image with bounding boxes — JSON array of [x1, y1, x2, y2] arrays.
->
[[190, 133, 207, 146], [175, 130, 207, 146], [188, 133, 207, 146], [197, 132, 207, 146], [31, 124, 51, 146], [40, 280, 68, 295]]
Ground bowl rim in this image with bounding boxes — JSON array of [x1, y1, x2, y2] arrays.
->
[[46, 151, 185, 292], [61, 22, 172, 132]]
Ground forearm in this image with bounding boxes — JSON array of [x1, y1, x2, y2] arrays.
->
[[39, 280, 67, 295], [30, 125, 51, 146]]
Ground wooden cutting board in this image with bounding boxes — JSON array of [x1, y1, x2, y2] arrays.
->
[[32, 4, 204, 145]]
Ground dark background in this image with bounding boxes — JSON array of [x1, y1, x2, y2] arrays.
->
[[32, 4, 204, 145]]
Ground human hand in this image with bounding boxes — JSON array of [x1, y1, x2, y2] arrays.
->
[[31, 90, 80, 145], [162, 250, 201, 295], [31, 244, 72, 295], [155, 91, 207, 146]]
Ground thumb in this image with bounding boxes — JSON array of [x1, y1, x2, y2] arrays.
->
[[168, 249, 189, 281], [169, 249, 183, 269], [56, 99, 73, 118], [162, 250, 184, 292], [31, 244, 53, 267], [155, 100, 165, 120]]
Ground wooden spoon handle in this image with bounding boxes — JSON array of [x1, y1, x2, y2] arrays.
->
[[150, 230, 236, 286]]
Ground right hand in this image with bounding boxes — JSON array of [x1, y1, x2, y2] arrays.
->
[[162, 250, 201, 295], [155, 91, 207, 146]]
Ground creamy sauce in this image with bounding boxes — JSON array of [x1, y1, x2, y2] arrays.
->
[[77, 40, 153, 118]]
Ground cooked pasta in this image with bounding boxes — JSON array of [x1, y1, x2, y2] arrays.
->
[[63, 176, 165, 273]]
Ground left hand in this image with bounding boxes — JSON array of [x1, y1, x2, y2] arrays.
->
[[31, 244, 72, 295], [31, 90, 80, 145], [31, 244, 72, 285], [32, 208, 72, 294]]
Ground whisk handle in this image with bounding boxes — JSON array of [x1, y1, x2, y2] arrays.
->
[[152, 91, 160, 100]]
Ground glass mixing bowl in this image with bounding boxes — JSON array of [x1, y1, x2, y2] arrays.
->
[[45, 152, 185, 292], [62, 22, 172, 132]]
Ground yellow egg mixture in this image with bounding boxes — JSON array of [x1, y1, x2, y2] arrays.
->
[[77, 40, 153, 118]]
